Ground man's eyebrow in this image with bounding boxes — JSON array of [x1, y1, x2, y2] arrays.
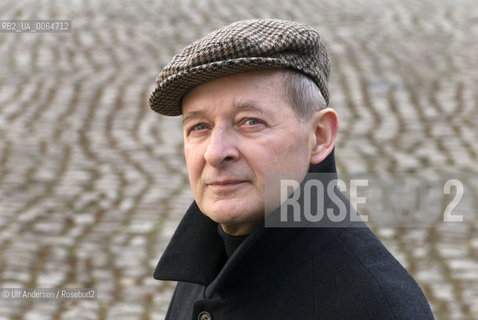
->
[[233, 102, 264, 114], [183, 110, 206, 124], [183, 103, 264, 124]]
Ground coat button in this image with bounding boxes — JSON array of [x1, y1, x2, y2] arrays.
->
[[198, 311, 212, 320]]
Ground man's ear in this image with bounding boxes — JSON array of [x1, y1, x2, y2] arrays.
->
[[309, 108, 339, 165]]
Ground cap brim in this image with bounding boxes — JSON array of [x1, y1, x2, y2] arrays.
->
[[149, 58, 296, 116]]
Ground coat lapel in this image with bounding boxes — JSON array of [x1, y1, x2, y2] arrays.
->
[[153, 201, 227, 285]]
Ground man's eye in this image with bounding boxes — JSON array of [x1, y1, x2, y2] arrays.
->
[[191, 123, 208, 131], [244, 118, 261, 126]]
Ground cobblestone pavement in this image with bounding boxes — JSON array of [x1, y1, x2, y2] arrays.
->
[[0, 0, 477, 319]]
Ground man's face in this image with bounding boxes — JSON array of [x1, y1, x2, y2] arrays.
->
[[182, 70, 316, 235]]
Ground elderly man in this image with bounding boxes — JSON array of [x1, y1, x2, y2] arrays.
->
[[150, 19, 434, 320]]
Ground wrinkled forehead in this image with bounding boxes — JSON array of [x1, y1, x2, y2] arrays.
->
[[181, 68, 289, 108], [180, 69, 291, 116]]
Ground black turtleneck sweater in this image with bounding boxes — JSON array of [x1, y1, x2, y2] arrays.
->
[[217, 224, 248, 258]]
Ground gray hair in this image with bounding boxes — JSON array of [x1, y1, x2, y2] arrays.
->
[[281, 69, 328, 122]]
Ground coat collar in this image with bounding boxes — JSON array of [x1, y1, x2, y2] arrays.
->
[[154, 150, 340, 291]]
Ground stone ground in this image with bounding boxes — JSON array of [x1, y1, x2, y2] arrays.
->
[[0, 0, 477, 319]]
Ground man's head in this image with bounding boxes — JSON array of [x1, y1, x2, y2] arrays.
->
[[150, 19, 338, 235]]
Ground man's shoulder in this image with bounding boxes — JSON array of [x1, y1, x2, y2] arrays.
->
[[309, 226, 434, 319]]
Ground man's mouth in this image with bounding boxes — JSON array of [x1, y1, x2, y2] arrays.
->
[[207, 180, 247, 190]]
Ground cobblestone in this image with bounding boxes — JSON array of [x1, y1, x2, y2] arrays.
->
[[0, 0, 477, 319]]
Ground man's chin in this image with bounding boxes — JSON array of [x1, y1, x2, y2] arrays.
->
[[200, 202, 264, 232]]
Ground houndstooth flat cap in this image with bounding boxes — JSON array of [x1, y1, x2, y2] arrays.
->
[[149, 19, 330, 116]]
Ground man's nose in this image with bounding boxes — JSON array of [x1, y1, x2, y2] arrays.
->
[[204, 126, 239, 167]]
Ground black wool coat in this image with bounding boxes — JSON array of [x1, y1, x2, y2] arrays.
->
[[154, 153, 435, 320]]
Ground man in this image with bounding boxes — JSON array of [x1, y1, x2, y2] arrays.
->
[[150, 19, 434, 319]]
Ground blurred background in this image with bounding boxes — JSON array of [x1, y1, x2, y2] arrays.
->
[[0, 0, 477, 319]]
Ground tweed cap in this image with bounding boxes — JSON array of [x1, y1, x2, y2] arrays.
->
[[149, 19, 330, 116]]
